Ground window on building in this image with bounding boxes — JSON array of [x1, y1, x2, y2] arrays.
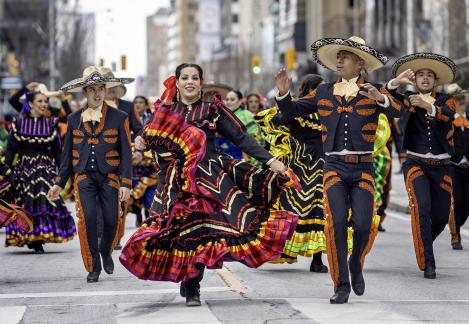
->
[[188, 2, 198, 10], [232, 14, 238, 23]]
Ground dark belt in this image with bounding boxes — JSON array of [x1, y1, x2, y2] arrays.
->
[[328, 154, 373, 163], [407, 154, 450, 166]]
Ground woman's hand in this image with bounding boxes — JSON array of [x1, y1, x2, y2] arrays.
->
[[275, 69, 292, 97], [135, 136, 146, 151], [268, 159, 286, 175]]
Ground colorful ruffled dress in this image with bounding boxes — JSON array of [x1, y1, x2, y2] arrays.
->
[[256, 107, 334, 263], [119, 99, 299, 282], [5, 115, 76, 247]]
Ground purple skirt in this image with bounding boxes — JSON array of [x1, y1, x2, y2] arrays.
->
[[5, 154, 76, 247]]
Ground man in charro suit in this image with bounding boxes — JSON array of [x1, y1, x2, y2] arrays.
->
[[275, 36, 402, 304], [48, 66, 133, 283], [101, 67, 143, 250], [387, 53, 456, 280]]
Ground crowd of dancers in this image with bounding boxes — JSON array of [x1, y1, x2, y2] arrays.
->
[[0, 35, 468, 306]]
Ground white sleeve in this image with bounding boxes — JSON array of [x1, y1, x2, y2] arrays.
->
[[377, 95, 390, 108], [275, 89, 290, 101], [387, 79, 399, 90]]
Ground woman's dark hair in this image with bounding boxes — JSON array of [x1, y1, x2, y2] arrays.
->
[[297, 74, 324, 98], [175, 63, 204, 80], [133, 95, 149, 106], [246, 92, 264, 110], [228, 90, 243, 100], [26, 92, 45, 104]]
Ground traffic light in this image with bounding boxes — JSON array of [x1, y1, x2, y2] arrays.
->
[[251, 55, 262, 74], [121, 55, 127, 71], [99, 58, 105, 66], [286, 47, 296, 71]]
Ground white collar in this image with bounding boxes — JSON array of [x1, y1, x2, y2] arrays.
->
[[87, 103, 103, 111], [341, 76, 359, 83]]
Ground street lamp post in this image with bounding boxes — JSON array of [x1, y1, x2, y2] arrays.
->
[[48, 0, 56, 90]]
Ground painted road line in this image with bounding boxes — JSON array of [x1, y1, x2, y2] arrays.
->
[[216, 266, 248, 297], [0, 306, 26, 324], [116, 302, 220, 324], [0, 287, 230, 300]]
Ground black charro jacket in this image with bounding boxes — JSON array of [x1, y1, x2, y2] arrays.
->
[[389, 88, 455, 156], [276, 77, 402, 153], [55, 102, 132, 189]]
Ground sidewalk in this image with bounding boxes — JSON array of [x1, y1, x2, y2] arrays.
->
[[387, 156, 411, 214]]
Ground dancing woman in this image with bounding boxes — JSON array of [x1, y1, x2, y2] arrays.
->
[[5, 91, 76, 253], [119, 63, 299, 307], [256, 74, 330, 272]]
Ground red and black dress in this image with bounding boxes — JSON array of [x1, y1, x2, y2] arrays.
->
[[119, 98, 299, 282]]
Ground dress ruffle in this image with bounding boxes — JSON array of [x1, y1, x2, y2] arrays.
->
[[6, 154, 76, 246]]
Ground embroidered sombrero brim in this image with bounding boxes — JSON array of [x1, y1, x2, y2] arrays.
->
[[311, 38, 388, 72], [392, 53, 457, 86], [60, 73, 134, 93], [202, 83, 233, 99]]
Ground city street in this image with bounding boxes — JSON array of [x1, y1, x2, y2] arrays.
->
[[1, 168, 469, 324]]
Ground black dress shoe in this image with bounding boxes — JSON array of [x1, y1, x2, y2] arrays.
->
[[186, 293, 201, 307], [452, 242, 463, 250], [424, 266, 436, 279], [87, 271, 100, 283], [310, 261, 329, 273], [351, 271, 365, 296], [103, 255, 114, 274], [378, 223, 386, 232], [180, 282, 186, 297], [330, 291, 350, 304], [184, 280, 201, 307]]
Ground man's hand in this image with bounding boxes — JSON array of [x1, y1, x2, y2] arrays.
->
[[409, 95, 433, 114], [132, 151, 143, 164], [359, 83, 385, 103], [26, 82, 40, 92], [135, 136, 146, 151], [391, 69, 415, 87], [275, 69, 292, 97], [119, 187, 131, 202], [268, 159, 286, 175], [47, 185, 62, 202]]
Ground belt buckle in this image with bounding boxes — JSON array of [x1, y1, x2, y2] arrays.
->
[[346, 155, 359, 163]]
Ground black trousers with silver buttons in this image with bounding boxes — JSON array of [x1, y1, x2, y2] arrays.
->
[[323, 157, 378, 293], [449, 166, 469, 245], [403, 158, 452, 270], [74, 171, 120, 272]]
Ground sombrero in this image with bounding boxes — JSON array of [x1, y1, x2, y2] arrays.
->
[[392, 53, 457, 86], [19, 83, 61, 101], [310, 36, 388, 72], [202, 82, 233, 101], [60, 66, 131, 93], [101, 67, 134, 98]]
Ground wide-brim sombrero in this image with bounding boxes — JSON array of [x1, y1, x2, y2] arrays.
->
[[202, 82, 233, 100], [60, 66, 133, 93], [392, 53, 457, 86], [310, 36, 388, 72]]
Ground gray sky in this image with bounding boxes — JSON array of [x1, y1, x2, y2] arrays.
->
[[79, 0, 169, 98]]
